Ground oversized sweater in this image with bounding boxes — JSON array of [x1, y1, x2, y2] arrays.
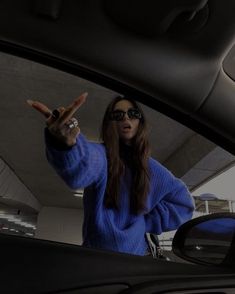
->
[[45, 131, 195, 256]]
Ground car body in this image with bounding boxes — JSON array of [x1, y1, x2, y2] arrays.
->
[[0, 0, 235, 293]]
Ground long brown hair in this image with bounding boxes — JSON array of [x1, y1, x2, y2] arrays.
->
[[101, 96, 150, 214]]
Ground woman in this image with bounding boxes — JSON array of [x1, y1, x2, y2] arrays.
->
[[27, 92, 194, 256]]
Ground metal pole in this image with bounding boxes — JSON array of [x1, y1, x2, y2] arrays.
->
[[205, 200, 209, 214]]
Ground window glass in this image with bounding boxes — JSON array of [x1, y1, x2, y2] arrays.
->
[[0, 52, 234, 262]]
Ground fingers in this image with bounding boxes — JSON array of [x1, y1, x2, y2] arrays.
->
[[27, 100, 52, 118], [27, 92, 88, 123], [27, 92, 87, 123], [46, 107, 65, 126], [49, 117, 80, 147], [64, 125, 81, 147], [27, 94, 85, 148], [58, 92, 88, 125]]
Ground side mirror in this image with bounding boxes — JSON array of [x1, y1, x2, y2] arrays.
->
[[172, 213, 235, 267]]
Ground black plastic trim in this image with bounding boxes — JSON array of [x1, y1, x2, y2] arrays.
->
[[0, 232, 234, 293], [32, 0, 63, 20]]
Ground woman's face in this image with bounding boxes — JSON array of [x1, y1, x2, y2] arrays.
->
[[113, 100, 140, 145]]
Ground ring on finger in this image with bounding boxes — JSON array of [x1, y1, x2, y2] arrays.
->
[[67, 118, 78, 129], [52, 109, 60, 119]]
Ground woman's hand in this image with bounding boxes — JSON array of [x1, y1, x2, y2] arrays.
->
[[27, 92, 88, 147]]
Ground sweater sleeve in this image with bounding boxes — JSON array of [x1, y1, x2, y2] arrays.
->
[[44, 129, 107, 190], [145, 159, 195, 235]]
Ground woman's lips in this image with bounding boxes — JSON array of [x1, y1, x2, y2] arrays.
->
[[122, 122, 131, 128], [121, 126, 132, 134]]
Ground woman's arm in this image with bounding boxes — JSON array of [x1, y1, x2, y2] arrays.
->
[[45, 129, 107, 189], [145, 159, 195, 235]]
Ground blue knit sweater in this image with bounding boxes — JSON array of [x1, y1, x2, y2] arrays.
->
[[45, 132, 195, 256]]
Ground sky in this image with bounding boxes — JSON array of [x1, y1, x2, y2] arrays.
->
[[193, 165, 235, 201]]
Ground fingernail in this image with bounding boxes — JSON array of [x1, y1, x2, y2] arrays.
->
[[82, 92, 88, 98], [27, 99, 34, 106], [74, 93, 88, 104], [75, 92, 88, 101]]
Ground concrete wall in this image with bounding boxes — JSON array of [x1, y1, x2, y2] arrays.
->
[[35, 207, 84, 245]]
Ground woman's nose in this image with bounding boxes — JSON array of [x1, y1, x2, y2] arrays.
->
[[123, 112, 130, 120]]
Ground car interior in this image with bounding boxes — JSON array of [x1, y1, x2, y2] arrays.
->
[[0, 0, 235, 293]]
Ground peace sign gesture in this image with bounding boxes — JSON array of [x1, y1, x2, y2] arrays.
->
[[27, 92, 88, 147]]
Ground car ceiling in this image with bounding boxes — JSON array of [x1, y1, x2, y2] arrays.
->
[[0, 0, 234, 140], [0, 0, 235, 218]]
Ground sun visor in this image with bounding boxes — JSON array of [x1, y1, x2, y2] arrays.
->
[[104, 0, 209, 36]]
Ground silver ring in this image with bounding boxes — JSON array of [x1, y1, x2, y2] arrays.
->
[[67, 118, 78, 129], [52, 109, 60, 119]]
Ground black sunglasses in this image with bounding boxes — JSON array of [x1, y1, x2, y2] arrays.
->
[[109, 108, 142, 121]]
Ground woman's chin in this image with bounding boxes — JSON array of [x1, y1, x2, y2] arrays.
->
[[120, 137, 133, 145]]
